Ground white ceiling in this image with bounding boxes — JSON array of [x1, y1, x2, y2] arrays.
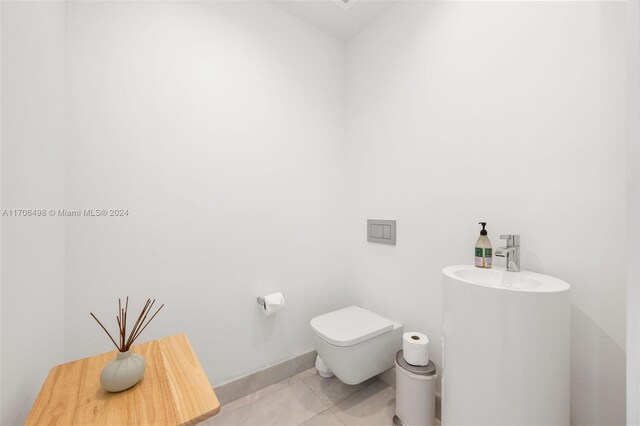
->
[[270, 0, 395, 41]]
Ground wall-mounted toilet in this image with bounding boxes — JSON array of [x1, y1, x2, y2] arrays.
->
[[310, 306, 403, 385]]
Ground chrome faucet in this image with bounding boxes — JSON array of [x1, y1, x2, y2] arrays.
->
[[495, 234, 520, 272]]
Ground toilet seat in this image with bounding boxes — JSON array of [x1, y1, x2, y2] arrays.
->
[[310, 306, 394, 347]]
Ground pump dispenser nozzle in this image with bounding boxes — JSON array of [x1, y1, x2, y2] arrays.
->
[[479, 222, 487, 236]]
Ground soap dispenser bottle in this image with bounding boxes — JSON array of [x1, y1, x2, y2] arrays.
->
[[475, 222, 492, 268]]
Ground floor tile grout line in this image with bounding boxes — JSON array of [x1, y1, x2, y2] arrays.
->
[[298, 408, 345, 426], [293, 378, 335, 426], [210, 373, 392, 426], [333, 407, 346, 426], [208, 378, 327, 426], [328, 405, 344, 424], [328, 379, 391, 418], [288, 373, 329, 425], [217, 374, 307, 418], [302, 374, 385, 411], [299, 375, 335, 410]]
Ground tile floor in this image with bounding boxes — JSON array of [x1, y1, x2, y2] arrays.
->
[[201, 368, 401, 426]]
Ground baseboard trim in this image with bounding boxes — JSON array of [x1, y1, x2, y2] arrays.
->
[[214, 351, 317, 405]]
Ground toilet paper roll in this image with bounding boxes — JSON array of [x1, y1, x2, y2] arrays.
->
[[260, 292, 286, 316], [403, 332, 429, 366]]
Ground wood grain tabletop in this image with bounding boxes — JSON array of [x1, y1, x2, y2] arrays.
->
[[25, 333, 220, 426]]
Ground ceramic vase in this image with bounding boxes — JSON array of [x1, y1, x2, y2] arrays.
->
[[100, 350, 146, 392]]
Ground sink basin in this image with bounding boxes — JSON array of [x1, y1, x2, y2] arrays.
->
[[443, 264, 570, 293], [441, 265, 570, 425]]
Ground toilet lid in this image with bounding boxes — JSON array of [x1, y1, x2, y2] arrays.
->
[[310, 306, 394, 347]]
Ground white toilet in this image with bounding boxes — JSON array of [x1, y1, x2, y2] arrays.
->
[[310, 306, 403, 385]]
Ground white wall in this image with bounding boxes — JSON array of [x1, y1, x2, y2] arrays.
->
[[64, 1, 348, 386], [0, 2, 67, 424], [1, 2, 4, 422], [1, 3, 4, 422], [628, 0, 640, 423], [346, 2, 627, 425], [0, 2, 631, 424]]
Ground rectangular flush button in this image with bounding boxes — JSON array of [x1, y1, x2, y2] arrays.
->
[[367, 219, 396, 245], [370, 224, 385, 238]]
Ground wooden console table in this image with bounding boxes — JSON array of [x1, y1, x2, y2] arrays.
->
[[25, 333, 220, 425]]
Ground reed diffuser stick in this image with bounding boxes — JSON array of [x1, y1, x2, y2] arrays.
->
[[90, 312, 120, 350], [130, 304, 165, 345], [90, 297, 165, 352]]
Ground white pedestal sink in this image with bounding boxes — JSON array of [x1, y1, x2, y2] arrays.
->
[[441, 265, 570, 425]]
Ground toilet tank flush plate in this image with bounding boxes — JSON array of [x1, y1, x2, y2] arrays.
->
[[367, 219, 396, 245]]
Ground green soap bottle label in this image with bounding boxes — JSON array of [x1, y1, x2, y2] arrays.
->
[[475, 247, 483, 257], [485, 248, 492, 257]]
